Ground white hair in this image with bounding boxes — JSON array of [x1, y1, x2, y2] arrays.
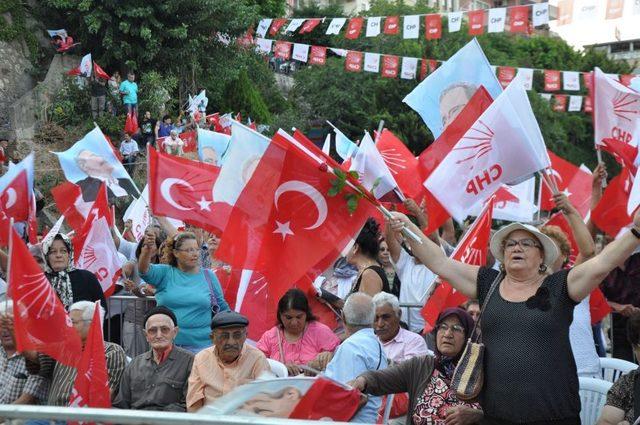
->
[[343, 293, 375, 327], [372, 292, 401, 317], [69, 301, 104, 325], [0, 300, 13, 314]]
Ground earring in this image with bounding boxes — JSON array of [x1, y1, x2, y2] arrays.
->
[[538, 263, 548, 274]]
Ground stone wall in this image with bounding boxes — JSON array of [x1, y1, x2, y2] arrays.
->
[[0, 40, 35, 139]]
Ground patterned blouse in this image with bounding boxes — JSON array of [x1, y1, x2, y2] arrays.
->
[[605, 368, 640, 422], [412, 369, 481, 425]]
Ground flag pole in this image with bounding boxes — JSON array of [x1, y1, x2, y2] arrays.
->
[[535, 173, 543, 222], [5, 217, 14, 310], [374, 120, 385, 143], [596, 149, 607, 188]]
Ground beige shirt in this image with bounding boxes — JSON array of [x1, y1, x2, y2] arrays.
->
[[186, 344, 269, 412]]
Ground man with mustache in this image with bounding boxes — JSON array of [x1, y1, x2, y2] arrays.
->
[[186, 311, 269, 412]]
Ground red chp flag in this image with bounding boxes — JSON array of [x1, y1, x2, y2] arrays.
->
[[421, 198, 494, 332], [68, 302, 111, 411], [554, 95, 568, 112], [216, 130, 375, 302], [497, 67, 516, 89], [274, 41, 292, 60], [148, 146, 225, 234], [591, 168, 633, 237], [309, 46, 327, 65], [381, 55, 399, 78], [345, 17, 364, 39], [376, 129, 424, 200], [8, 228, 82, 367], [545, 70, 562, 91], [269, 18, 287, 36], [468, 10, 485, 35], [424, 14, 442, 40], [299, 19, 321, 34], [600, 136, 638, 174], [345, 51, 363, 73], [383, 16, 400, 34], [509, 6, 529, 33], [289, 377, 361, 421]]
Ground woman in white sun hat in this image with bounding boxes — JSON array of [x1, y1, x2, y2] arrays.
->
[[388, 209, 640, 425]]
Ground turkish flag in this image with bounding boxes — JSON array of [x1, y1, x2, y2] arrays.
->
[[68, 302, 111, 412], [544, 212, 579, 265], [309, 46, 327, 65], [383, 16, 400, 34], [424, 14, 442, 40], [421, 198, 494, 332], [376, 130, 424, 201], [289, 377, 361, 421], [274, 41, 292, 60], [600, 137, 639, 174], [497, 66, 516, 89], [345, 51, 363, 73], [269, 18, 287, 36], [553, 95, 568, 112], [217, 131, 375, 303], [148, 146, 225, 234], [591, 168, 633, 237], [0, 170, 30, 221], [93, 62, 110, 80], [51, 182, 90, 233], [345, 17, 364, 39], [545, 70, 561, 91], [509, 6, 529, 33], [540, 150, 583, 211], [179, 130, 197, 153], [468, 10, 485, 35], [8, 228, 83, 367], [299, 19, 321, 34], [381, 55, 399, 78]]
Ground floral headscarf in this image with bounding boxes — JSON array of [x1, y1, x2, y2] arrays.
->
[[42, 233, 75, 309]]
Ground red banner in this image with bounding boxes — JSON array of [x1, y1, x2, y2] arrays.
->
[[309, 46, 327, 65], [583, 71, 594, 93], [553, 95, 568, 112], [544, 70, 561, 91], [424, 14, 442, 40], [383, 16, 400, 34], [274, 41, 291, 59], [269, 18, 287, 36], [420, 58, 428, 80], [468, 10, 485, 35], [345, 17, 364, 39], [509, 6, 529, 33], [584, 95, 593, 113], [381, 55, 399, 78], [606, 0, 624, 20], [620, 74, 637, 87], [345, 51, 363, 72], [497, 66, 516, 89], [299, 19, 321, 34]]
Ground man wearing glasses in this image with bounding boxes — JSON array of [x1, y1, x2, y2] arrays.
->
[[114, 306, 194, 411], [186, 311, 269, 412]]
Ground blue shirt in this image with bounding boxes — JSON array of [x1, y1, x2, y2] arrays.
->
[[158, 122, 174, 138], [119, 80, 138, 105], [140, 264, 229, 347], [325, 328, 387, 423]]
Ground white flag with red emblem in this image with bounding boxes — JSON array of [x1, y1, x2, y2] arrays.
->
[[350, 132, 403, 203], [75, 217, 122, 297], [123, 188, 151, 242], [425, 79, 550, 221], [594, 67, 640, 154], [471, 179, 537, 223]]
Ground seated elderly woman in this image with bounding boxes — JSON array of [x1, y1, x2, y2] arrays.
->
[[597, 313, 640, 425], [257, 288, 340, 376], [350, 308, 483, 425]]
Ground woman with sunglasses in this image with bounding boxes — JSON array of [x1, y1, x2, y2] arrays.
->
[[139, 231, 229, 354]]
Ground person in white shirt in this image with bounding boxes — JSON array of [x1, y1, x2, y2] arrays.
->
[[120, 133, 139, 175], [163, 130, 184, 156]]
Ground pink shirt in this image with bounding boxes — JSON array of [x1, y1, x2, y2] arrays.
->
[[381, 327, 431, 364], [257, 320, 340, 365]]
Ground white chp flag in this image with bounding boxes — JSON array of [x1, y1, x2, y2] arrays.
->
[[448, 12, 463, 32], [187, 90, 207, 115], [403, 15, 420, 39], [568, 96, 583, 112], [364, 53, 380, 73], [256, 19, 272, 38], [471, 178, 537, 223], [326, 18, 346, 35], [488, 8, 506, 33], [594, 67, 640, 148], [292, 44, 309, 62], [350, 132, 404, 202], [401, 57, 418, 80], [255, 38, 273, 54], [123, 189, 151, 242], [517, 68, 534, 90], [75, 217, 122, 297], [366, 17, 381, 37], [285, 18, 305, 33], [425, 79, 550, 221], [79, 53, 92, 77], [563, 71, 581, 91], [532, 3, 549, 26]]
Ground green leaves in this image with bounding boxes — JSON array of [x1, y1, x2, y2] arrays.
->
[[328, 168, 364, 214]]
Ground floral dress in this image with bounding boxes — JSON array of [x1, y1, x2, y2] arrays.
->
[[412, 369, 481, 425]]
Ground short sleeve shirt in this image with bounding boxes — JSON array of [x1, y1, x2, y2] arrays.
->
[[605, 368, 639, 422], [256, 321, 340, 364], [119, 80, 138, 105]]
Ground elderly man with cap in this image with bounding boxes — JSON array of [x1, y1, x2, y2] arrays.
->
[[186, 311, 269, 412], [113, 306, 194, 411]]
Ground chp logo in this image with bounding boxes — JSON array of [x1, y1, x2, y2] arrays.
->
[[379, 148, 407, 175], [610, 91, 640, 144]]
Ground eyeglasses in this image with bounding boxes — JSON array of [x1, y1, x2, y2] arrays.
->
[[175, 248, 198, 254], [436, 323, 465, 334], [145, 326, 174, 335], [502, 238, 541, 250]]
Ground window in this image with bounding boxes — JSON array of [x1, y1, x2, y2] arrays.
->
[[610, 42, 631, 54]]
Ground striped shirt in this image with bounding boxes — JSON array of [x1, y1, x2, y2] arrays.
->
[[0, 347, 48, 404], [39, 342, 126, 406]]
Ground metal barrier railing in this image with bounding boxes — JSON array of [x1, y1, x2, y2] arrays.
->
[[398, 302, 423, 331], [0, 405, 350, 425]]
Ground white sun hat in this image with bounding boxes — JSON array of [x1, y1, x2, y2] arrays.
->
[[489, 222, 559, 267]]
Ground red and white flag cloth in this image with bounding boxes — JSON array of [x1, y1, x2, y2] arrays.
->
[[470, 178, 536, 223], [350, 132, 403, 203], [51, 181, 92, 233], [8, 228, 82, 367], [148, 146, 224, 233], [594, 67, 640, 154], [592, 168, 633, 238], [216, 130, 375, 302], [425, 79, 550, 221], [376, 129, 424, 201], [66, 53, 92, 77], [0, 153, 34, 222], [628, 168, 640, 216], [74, 217, 122, 297], [123, 187, 151, 242], [68, 302, 111, 413], [540, 150, 593, 218], [601, 136, 639, 174], [421, 198, 494, 332], [289, 377, 361, 421]]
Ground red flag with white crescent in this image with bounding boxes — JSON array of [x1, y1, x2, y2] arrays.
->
[[51, 181, 91, 233], [540, 150, 592, 217], [421, 197, 494, 332], [0, 154, 34, 222]]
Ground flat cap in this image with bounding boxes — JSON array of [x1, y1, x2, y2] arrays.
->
[[210, 311, 249, 330], [144, 306, 178, 327]]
